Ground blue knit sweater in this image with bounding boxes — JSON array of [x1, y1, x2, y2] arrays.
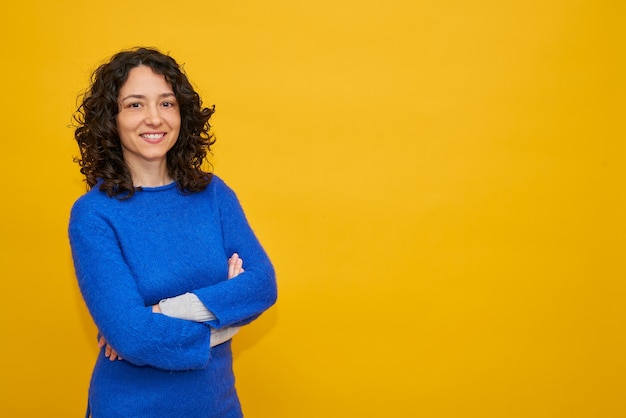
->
[[68, 176, 277, 417]]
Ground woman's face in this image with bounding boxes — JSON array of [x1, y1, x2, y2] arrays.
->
[[116, 65, 181, 172]]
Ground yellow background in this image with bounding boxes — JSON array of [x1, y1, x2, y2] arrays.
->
[[0, 1, 624, 416]]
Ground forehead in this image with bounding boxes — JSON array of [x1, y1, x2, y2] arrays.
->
[[119, 66, 174, 95]]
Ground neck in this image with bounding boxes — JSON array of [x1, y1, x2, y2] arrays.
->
[[128, 161, 172, 187], [133, 174, 173, 188]]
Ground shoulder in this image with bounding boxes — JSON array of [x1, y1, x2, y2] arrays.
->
[[69, 186, 119, 226], [207, 174, 228, 191], [206, 174, 238, 200], [72, 184, 110, 207], [71, 188, 100, 212], [202, 175, 246, 218]]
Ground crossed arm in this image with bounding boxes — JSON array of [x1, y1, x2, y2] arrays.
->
[[101, 254, 245, 361]]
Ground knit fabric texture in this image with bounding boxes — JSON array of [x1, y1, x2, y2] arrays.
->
[[68, 175, 277, 417]]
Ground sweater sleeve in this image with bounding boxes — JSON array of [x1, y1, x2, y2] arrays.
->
[[69, 205, 213, 371], [192, 179, 278, 329], [157, 293, 240, 347], [159, 292, 216, 322]]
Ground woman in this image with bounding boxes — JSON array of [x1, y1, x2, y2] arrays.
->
[[69, 47, 277, 417]]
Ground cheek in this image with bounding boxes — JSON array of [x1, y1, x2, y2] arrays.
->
[[168, 120, 182, 140], [171, 113, 182, 130], [116, 116, 136, 144], [116, 114, 134, 133]]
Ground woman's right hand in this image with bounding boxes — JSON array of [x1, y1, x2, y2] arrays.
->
[[227, 253, 244, 279], [208, 253, 243, 346]]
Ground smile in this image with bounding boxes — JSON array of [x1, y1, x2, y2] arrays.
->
[[141, 133, 166, 140]]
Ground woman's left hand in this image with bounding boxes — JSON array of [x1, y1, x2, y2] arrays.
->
[[98, 336, 123, 361]]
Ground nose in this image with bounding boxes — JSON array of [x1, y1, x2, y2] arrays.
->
[[144, 105, 163, 126]]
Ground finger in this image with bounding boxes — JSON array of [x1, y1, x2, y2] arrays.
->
[[108, 345, 122, 361], [105, 344, 112, 358], [98, 336, 106, 348], [226, 253, 245, 279], [234, 258, 244, 276], [227, 254, 235, 278], [228, 253, 239, 279]]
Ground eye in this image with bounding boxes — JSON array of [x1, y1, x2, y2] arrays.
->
[[128, 102, 142, 109], [162, 101, 177, 108]]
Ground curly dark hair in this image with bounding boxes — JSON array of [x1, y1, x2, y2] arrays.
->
[[73, 47, 215, 197]]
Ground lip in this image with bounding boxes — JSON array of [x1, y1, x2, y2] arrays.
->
[[140, 132, 167, 144]]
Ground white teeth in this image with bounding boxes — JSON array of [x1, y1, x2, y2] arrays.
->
[[142, 133, 164, 139]]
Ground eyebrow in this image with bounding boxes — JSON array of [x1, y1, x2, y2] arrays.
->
[[120, 92, 176, 102]]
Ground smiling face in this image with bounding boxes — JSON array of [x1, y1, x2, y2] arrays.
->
[[116, 65, 181, 180]]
